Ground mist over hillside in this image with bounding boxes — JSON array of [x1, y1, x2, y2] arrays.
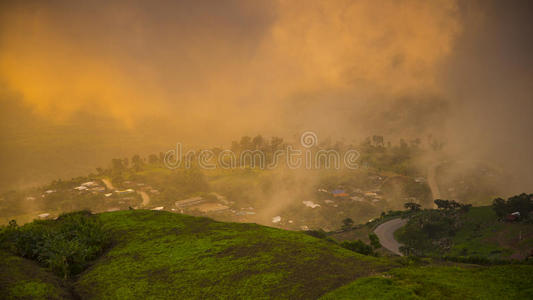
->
[[1, 1, 533, 299], [1, 0, 532, 194]]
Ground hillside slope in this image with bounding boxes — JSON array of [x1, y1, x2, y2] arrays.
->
[[2, 210, 533, 299], [396, 206, 533, 259], [321, 264, 533, 299], [0, 251, 71, 299], [74, 210, 391, 299], [449, 206, 533, 259]]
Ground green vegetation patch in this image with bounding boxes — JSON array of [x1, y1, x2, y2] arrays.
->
[[0, 251, 71, 299], [321, 265, 533, 299], [397, 204, 533, 259], [1, 211, 110, 279], [75, 210, 392, 299]]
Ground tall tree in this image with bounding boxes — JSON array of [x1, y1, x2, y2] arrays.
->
[[131, 154, 143, 171], [252, 135, 265, 150]]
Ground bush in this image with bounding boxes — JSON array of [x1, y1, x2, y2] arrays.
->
[[341, 240, 375, 256], [398, 255, 423, 266], [439, 255, 530, 266], [492, 193, 533, 221], [304, 229, 328, 239], [0, 219, 18, 251], [1, 211, 110, 278], [341, 218, 354, 231], [368, 233, 381, 250], [444, 255, 491, 265]]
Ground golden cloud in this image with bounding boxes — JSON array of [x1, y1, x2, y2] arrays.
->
[[0, 0, 461, 130]]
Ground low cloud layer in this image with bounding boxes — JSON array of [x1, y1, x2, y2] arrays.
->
[[1, 0, 459, 132], [0, 0, 532, 191]]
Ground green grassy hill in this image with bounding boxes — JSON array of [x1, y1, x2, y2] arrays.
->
[[448, 206, 533, 259], [396, 206, 533, 260], [74, 210, 390, 299], [1, 210, 393, 299], [0, 251, 71, 299], [1, 210, 532, 299], [321, 265, 533, 299]]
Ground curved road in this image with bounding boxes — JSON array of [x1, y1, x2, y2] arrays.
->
[[102, 178, 150, 207], [374, 218, 407, 256], [374, 161, 443, 255]]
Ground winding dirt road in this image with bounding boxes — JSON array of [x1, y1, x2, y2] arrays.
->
[[102, 178, 150, 207], [373, 161, 443, 255], [374, 218, 407, 256], [373, 161, 441, 255], [374, 160, 496, 255]]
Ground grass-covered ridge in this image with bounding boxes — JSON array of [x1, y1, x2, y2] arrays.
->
[[2, 209, 532, 299], [0, 251, 71, 299], [321, 264, 533, 299], [1, 211, 110, 279], [396, 204, 533, 260], [74, 210, 392, 299]]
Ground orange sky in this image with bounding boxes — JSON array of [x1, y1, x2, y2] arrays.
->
[[0, 0, 461, 132]]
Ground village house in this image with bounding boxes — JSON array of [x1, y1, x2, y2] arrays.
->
[[38, 213, 50, 219], [115, 188, 135, 195], [364, 192, 378, 198], [302, 201, 320, 208], [175, 196, 204, 209], [506, 211, 521, 222], [332, 190, 349, 197]]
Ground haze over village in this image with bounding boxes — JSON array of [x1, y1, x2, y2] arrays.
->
[[1, 1, 532, 299]]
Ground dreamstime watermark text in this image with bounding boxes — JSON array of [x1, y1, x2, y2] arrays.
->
[[163, 131, 360, 170]]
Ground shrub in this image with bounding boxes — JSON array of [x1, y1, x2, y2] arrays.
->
[[368, 233, 381, 250], [441, 255, 508, 265], [398, 255, 423, 266], [492, 193, 533, 221], [1, 211, 110, 279], [0, 219, 18, 250], [304, 229, 328, 239], [341, 218, 354, 231], [341, 240, 375, 256]]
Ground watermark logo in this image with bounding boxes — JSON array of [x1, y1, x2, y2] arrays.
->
[[300, 131, 318, 148], [164, 131, 359, 170]]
